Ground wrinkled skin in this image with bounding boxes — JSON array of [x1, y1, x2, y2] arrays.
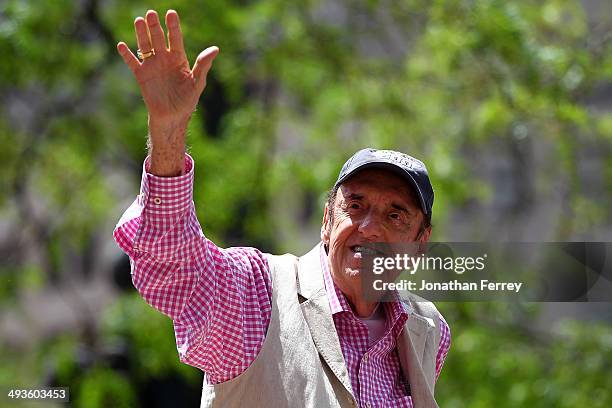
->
[[321, 168, 431, 317]]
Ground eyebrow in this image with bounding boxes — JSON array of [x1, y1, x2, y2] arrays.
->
[[391, 203, 409, 213], [347, 193, 412, 214]]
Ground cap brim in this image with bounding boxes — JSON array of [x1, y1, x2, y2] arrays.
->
[[334, 162, 429, 216]]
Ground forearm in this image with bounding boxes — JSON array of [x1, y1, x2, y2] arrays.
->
[[148, 114, 190, 177], [114, 155, 273, 382], [113, 156, 200, 318], [120, 213, 274, 382]]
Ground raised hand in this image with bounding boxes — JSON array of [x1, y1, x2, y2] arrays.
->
[[116, 10, 218, 176]]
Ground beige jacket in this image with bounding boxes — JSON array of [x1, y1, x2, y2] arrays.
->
[[200, 245, 442, 408]]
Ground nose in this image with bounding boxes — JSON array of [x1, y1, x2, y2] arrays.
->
[[357, 210, 384, 241]]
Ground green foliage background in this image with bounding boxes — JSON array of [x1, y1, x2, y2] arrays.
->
[[1, 0, 611, 406]]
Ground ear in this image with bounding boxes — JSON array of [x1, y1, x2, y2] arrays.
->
[[418, 226, 431, 244], [321, 203, 331, 244], [416, 225, 431, 255]]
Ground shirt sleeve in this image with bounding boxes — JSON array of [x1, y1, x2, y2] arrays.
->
[[113, 154, 273, 384], [434, 313, 451, 381]]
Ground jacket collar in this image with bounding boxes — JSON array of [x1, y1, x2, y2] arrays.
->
[[296, 244, 326, 300]]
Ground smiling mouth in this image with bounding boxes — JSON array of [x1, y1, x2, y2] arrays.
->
[[349, 245, 387, 257]]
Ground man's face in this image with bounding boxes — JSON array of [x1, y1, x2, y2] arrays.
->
[[321, 168, 431, 303]]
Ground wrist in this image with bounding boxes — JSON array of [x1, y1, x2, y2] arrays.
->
[[148, 113, 191, 136], [148, 114, 190, 177]]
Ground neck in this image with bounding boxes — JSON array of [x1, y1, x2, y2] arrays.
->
[[346, 295, 379, 318]]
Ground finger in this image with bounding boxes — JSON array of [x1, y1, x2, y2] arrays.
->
[[146, 10, 167, 51], [134, 17, 152, 53], [117, 42, 141, 73], [192, 46, 220, 89], [166, 9, 184, 54]]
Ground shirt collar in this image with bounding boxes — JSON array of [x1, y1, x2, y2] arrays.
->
[[319, 243, 409, 329], [320, 242, 350, 315]]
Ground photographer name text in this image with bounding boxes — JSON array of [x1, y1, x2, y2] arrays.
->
[[373, 279, 523, 293]]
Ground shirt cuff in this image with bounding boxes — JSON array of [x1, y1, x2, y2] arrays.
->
[[138, 154, 195, 215]]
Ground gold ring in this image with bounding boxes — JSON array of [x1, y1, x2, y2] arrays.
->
[[137, 48, 155, 60]]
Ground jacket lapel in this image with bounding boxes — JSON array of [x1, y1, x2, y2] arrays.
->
[[396, 296, 439, 408], [297, 245, 354, 397], [403, 308, 430, 362]]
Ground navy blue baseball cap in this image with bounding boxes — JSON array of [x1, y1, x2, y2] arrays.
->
[[334, 148, 434, 219]]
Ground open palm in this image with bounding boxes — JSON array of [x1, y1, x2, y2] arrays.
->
[[116, 10, 218, 122]]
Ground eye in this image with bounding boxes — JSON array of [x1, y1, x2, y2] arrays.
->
[[343, 201, 363, 214], [389, 212, 405, 223]]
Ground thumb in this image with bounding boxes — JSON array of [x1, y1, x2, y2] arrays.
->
[[192, 46, 220, 90]]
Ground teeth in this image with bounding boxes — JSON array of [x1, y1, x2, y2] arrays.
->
[[354, 246, 378, 255]]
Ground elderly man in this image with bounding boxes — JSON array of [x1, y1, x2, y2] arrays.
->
[[114, 9, 450, 408]]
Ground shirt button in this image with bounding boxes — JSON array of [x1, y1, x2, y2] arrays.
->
[[366, 403, 372, 408], [153, 197, 162, 205], [363, 353, 369, 363]]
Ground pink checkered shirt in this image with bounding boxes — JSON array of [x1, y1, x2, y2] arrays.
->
[[114, 155, 451, 408]]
